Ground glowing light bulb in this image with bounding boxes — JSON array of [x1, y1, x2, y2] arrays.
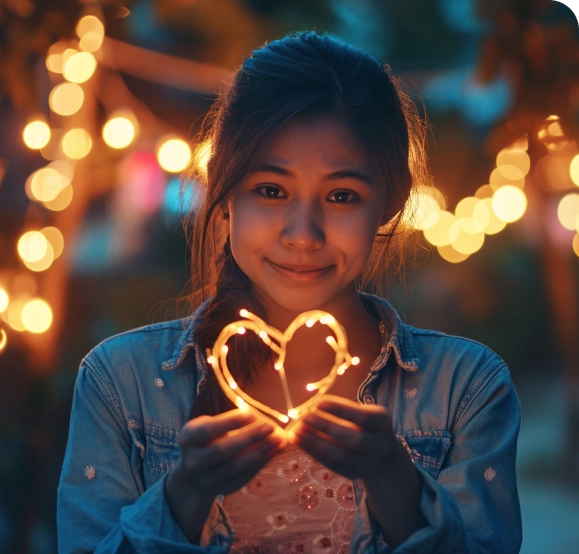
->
[[157, 138, 191, 173], [63, 51, 97, 83], [228, 379, 238, 390], [49, 83, 84, 116], [288, 409, 298, 419], [306, 384, 316, 392], [0, 289, 9, 312], [18, 231, 48, 263], [237, 326, 246, 334], [103, 116, 136, 149], [492, 186, 527, 223], [351, 356, 360, 365], [62, 128, 92, 159], [21, 298, 53, 333], [23, 121, 51, 149], [306, 319, 315, 327], [221, 345, 229, 354], [557, 193, 579, 230], [240, 309, 249, 317]]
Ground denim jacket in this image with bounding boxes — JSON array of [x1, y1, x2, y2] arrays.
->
[[57, 294, 522, 553]]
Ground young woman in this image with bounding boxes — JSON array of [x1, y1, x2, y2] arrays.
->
[[58, 32, 522, 553]]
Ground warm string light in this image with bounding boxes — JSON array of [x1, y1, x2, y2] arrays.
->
[[207, 309, 359, 433]]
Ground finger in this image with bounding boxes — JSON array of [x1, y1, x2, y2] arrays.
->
[[198, 434, 283, 491], [315, 395, 391, 432], [299, 411, 370, 451], [294, 425, 358, 478], [186, 421, 279, 469], [180, 409, 260, 446]]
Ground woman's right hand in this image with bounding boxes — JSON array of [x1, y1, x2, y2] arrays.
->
[[164, 409, 283, 543]]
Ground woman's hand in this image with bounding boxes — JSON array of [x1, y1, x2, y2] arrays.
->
[[292, 395, 397, 483], [293, 395, 425, 546], [165, 409, 283, 543]]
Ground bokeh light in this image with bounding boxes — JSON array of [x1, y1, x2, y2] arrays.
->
[[23, 121, 51, 149], [423, 211, 458, 247], [43, 183, 73, 211], [21, 298, 53, 334], [437, 244, 469, 263], [103, 116, 136, 149], [46, 42, 67, 73], [492, 186, 527, 223], [30, 167, 63, 202], [474, 184, 494, 199], [489, 167, 525, 190], [40, 227, 64, 259], [0, 329, 6, 353], [23, 241, 55, 272], [49, 83, 84, 116], [573, 234, 579, 257], [570, 154, 579, 187], [157, 138, 191, 173], [194, 140, 213, 179], [63, 51, 97, 84], [62, 128, 92, 159], [6, 294, 30, 332], [478, 198, 507, 234], [0, 289, 8, 312], [76, 15, 104, 39], [451, 219, 485, 255], [405, 189, 441, 230], [18, 231, 48, 263], [496, 149, 531, 178], [557, 193, 579, 230], [40, 128, 65, 160]]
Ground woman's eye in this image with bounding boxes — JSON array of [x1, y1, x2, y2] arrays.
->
[[329, 191, 357, 204], [257, 185, 285, 199]]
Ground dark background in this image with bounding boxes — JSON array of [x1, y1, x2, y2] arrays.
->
[[1, 1, 579, 552]]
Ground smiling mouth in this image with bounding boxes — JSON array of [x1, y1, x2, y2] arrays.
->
[[267, 261, 334, 282]]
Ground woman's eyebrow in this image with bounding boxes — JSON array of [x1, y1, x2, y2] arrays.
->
[[249, 164, 373, 185]]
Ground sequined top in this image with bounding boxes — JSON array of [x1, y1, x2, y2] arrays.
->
[[57, 294, 522, 553], [225, 444, 356, 554]]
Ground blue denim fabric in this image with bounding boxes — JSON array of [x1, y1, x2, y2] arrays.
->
[[57, 294, 521, 553]]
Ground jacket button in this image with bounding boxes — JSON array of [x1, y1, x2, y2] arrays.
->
[[362, 393, 375, 404]]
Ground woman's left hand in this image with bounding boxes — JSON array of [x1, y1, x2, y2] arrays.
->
[[292, 394, 398, 485], [293, 394, 426, 547]]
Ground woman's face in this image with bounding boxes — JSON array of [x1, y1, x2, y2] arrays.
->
[[228, 115, 389, 316]]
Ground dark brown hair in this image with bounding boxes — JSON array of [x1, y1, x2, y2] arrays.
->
[[183, 32, 429, 417]]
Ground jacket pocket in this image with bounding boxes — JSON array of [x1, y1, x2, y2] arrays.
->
[[398, 429, 451, 479], [128, 419, 180, 487]]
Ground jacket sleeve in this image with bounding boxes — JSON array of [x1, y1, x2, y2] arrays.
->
[[380, 363, 522, 553], [57, 353, 235, 553]]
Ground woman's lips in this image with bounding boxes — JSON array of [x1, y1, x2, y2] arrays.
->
[[267, 261, 334, 282]]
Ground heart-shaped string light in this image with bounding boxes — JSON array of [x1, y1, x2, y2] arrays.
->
[[207, 309, 359, 433]]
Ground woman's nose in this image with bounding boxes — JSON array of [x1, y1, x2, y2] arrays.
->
[[280, 201, 325, 250]]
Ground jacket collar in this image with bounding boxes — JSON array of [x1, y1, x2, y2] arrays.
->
[[161, 294, 419, 373]]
